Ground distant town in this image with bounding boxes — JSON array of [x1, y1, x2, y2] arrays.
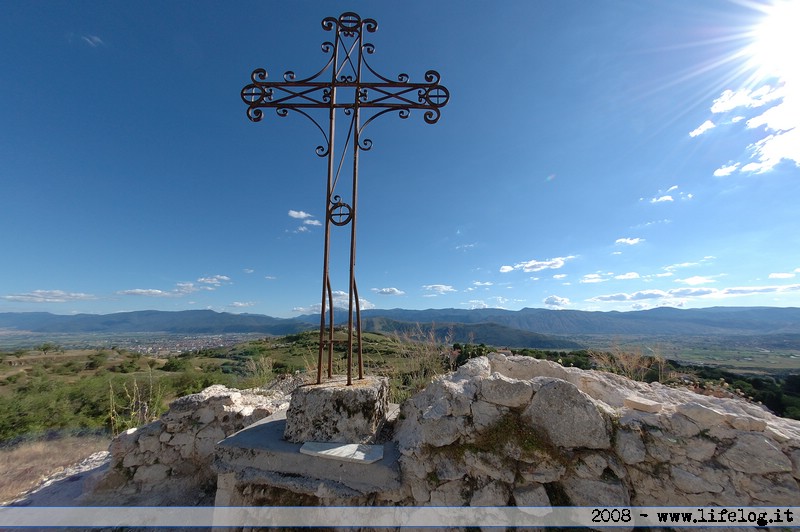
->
[[0, 331, 269, 356]]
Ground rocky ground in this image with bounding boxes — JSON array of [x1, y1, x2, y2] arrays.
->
[[5, 451, 110, 507]]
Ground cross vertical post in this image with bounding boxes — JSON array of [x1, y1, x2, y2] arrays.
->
[[241, 12, 449, 385]]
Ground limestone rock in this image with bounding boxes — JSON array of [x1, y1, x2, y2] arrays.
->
[[470, 480, 510, 506], [670, 465, 724, 493], [716, 433, 793, 474], [513, 484, 551, 506], [615, 429, 646, 465], [522, 377, 611, 450], [561, 476, 630, 507], [479, 372, 533, 408]]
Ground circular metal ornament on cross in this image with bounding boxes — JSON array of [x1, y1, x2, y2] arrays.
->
[[329, 201, 353, 226]]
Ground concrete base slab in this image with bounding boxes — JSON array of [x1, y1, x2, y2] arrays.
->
[[214, 408, 401, 505], [299, 441, 384, 464]]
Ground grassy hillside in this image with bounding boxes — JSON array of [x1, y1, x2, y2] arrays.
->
[[2, 329, 799, 445]]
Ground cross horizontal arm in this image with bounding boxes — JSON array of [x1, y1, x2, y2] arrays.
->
[[241, 73, 450, 123]]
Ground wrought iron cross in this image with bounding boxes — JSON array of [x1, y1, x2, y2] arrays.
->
[[241, 12, 449, 385]]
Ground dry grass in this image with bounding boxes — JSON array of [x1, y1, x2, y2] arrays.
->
[[0, 435, 110, 503]]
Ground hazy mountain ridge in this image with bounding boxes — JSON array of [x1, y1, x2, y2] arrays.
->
[[2, 306, 799, 344], [358, 317, 583, 349]]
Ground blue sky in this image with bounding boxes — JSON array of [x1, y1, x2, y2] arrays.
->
[[1, 0, 799, 318]]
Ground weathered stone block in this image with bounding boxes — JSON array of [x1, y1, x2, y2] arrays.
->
[[716, 433, 793, 474], [480, 372, 534, 408], [615, 429, 646, 465], [133, 463, 170, 484], [624, 395, 661, 413], [522, 377, 611, 450], [513, 483, 551, 507], [283, 376, 388, 444]]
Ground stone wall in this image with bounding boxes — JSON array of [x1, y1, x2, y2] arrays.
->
[[90, 382, 296, 505], [394, 353, 800, 507], [90, 355, 800, 508]]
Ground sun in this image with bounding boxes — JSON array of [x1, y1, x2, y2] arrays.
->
[[745, 0, 800, 83]]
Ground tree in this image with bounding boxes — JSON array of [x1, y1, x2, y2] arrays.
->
[[37, 342, 58, 356]]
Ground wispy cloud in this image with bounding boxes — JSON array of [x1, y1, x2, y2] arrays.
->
[[243, 268, 255, 274], [615, 272, 640, 280], [288, 210, 313, 219], [473, 281, 493, 287], [198, 275, 231, 286], [644, 186, 692, 204], [589, 283, 800, 303], [615, 237, 643, 246], [663, 257, 715, 273], [675, 275, 718, 286], [500, 255, 576, 273], [2, 290, 96, 303], [769, 272, 796, 279], [371, 287, 405, 296], [81, 35, 104, 47], [230, 301, 255, 308]]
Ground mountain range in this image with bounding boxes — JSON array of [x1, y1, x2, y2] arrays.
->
[[2, 306, 800, 349]]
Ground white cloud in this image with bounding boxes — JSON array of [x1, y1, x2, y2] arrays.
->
[[702, 76, 800, 174], [615, 272, 640, 280], [2, 290, 96, 303], [288, 210, 313, 219], [689, 120, 715, 137], [713, 162, 740, 177], [769, 272, 796, 279], [589, 289, 667, 302], [466, 299, 490, 309], [500, 256, 576, 273], [615, 237, 643, 246], [650, 195, 673, 203], [243, 268, 255, 274], [543, 295, 570, 307], [264, 275, 276, 280], [293, 292, 375, 313], [371, 287, 406, 296], [422, 284, 457, 295], [676, 275, 717, 286], [230, 301, 255, 308], [710, 86, 782, 113], [580, 273, 609, 284], [198, 275, 231, 286], [553, 274, 567, 280], [473, 281, 493, 287], [119, 281, 201, 298], [304, 219, 322, 226]]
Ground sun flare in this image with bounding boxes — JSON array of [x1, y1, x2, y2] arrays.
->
[[746, 0, 800, 83]]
